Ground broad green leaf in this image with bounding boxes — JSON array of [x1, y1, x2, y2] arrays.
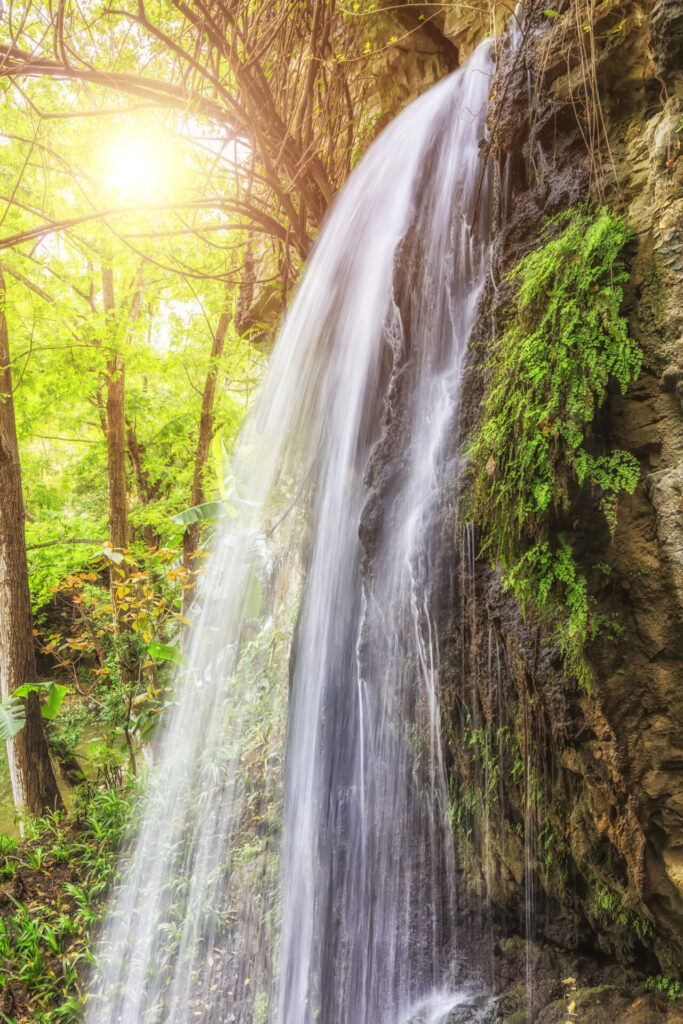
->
[[14, 681, 68, 719], [171, 500, 226, 526], [148, 641, 188, 668], [91, 547, 125, 564], [42, 682, 68, 719], [0, 696, 26, 740]]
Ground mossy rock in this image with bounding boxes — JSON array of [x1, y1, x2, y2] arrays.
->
[[535, 985, 637, 1024], [442, 995, 497, 1022], [495, 983, 527, 1016]]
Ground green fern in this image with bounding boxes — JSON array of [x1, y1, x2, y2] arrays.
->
[[469, 206, 641, 688]]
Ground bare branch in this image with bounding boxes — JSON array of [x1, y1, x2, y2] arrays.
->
[[0, 262, 56, 304], [0, 198, 289, 251], [26, 537, 106, 550], [0, 42, 239, 128]]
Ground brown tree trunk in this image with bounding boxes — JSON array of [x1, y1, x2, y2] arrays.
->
[[102, 265, 129, 558], [101, 264, 139, 773], [0, 268, 62, 818], [126, 421, 162, 549], [182, 303, 232, 615]]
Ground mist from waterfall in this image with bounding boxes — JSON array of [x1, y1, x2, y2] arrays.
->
[[86, 39, 493, 1024]]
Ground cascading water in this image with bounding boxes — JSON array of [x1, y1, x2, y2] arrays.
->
[[87, 39, 493, 1024]]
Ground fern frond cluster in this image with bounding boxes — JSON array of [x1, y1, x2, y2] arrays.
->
[[470, 206, 641, 687]]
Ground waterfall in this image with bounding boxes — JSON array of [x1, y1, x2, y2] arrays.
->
[[87, 39, 493, 1024]]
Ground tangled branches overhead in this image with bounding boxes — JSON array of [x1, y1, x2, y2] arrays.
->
[[0, 1, 362, 259]]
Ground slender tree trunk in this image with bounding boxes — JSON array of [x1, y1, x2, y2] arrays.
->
[[106, 354, 128, 553], [0, 269, 62, 819], [182, 303, 232, 615], [101, 264, 139, 772], [126, 421, 162, 549], [102, 265, 129, 558]]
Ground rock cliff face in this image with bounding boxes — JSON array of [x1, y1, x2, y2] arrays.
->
[[354, 0, 682, 1006], [431, 0, 682, 992]]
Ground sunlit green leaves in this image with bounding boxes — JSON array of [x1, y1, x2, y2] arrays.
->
[[147, 641, 187, 668], [0, 56, 267, 615]]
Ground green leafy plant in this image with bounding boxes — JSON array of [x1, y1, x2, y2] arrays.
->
[[0, 784, 139, 1022], [469, 206, 641, 687], [0, 682, 67, 745], [646, 975, 683, 1001], [13, 682, 68, 721], [590, 882, 653, 943], [37, 543, 203, 769], [170, 500, 227, 526], [0, 695, 26, 741], [147, 641, 188, 668]]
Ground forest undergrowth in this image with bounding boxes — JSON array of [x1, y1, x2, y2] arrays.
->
[[0, 784, 139, 1024]]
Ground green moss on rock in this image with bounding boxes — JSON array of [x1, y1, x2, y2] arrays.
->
[[468, 206, 642, 688]]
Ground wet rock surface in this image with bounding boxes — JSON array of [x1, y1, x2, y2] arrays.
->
[[446, 936, 683, 1022], [430, 0, 683, 993]]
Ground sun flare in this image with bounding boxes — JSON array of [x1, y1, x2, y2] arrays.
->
[[105, 135, 173, 199]]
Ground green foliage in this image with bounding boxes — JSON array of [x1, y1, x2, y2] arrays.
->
[[0, 785, 139, 1022], [590, 882, 653, 944], [469, 207, 641, 687], [13, 682, 68, 721], [46, 701, 92, 755], [504, 538, 592, 686], [646, 975, 683, 1001], [170, 500, 227, 526], [37, 543, 206, 762], [146, 641, 187, 668], [0, 697, 26, 742], [0, 88, 265, 616], [27, 521, 107, 617], [537, 822, 569, 880], [591, 884, 629, 928], [447, 720, 516, 837]]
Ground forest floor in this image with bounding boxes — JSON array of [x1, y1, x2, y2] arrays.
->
[[0, 784, 136, 1024], [0, 676, 138, 1024]]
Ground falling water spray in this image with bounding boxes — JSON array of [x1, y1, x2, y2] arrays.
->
[[87, 39, 494, 1024]]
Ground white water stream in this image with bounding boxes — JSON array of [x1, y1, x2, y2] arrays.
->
[[87, 39, 494, 1024]]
